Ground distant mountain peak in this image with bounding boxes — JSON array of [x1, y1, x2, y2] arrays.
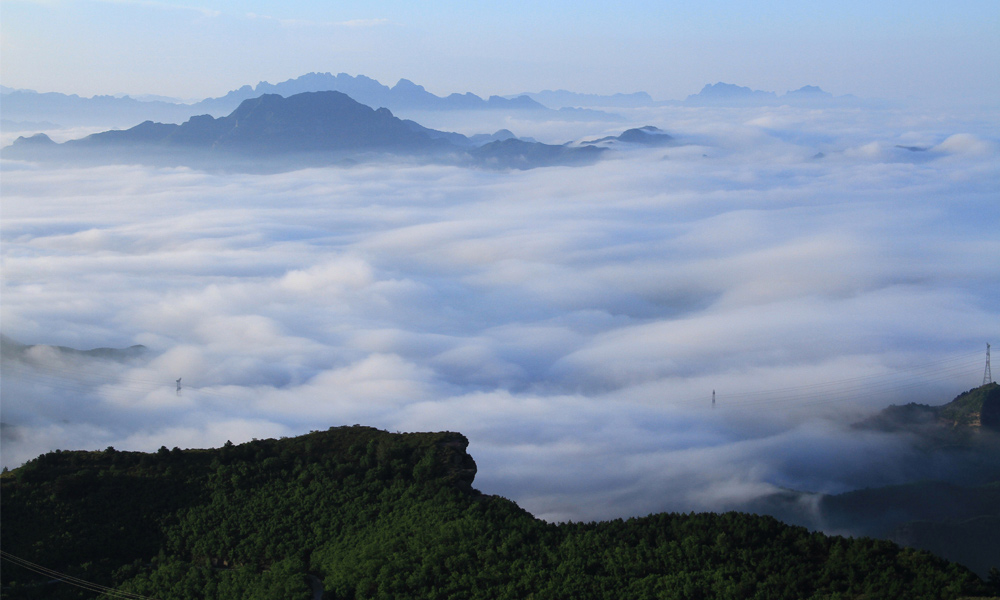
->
[[3, 90, 607, 170], [684, 82, 863, 106], [582, 125, 674, 147], [789, 85, 826, 94], [11, 133, 56, 146], [392, 78, 426, 92], [686, 82, 777, 104], [701, 82, 775, 96], [785, 85, 833, 98]]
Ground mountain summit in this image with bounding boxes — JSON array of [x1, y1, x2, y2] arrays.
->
[[4, 91, 607, 170], [68, 91, 453, 155]]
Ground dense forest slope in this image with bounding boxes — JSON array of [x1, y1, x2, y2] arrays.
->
[[858, 382, 1000, 434], [1, 425, 995, 599]]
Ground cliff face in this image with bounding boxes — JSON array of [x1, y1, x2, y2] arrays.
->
[[434, 434, 478, 491]]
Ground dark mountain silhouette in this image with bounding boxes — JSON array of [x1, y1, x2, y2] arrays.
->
[[66, 91, 450, 153], [471, 138, 605, 169], [3, 91, 607, 170], [0, 76, 874, 133], [583, 125, 675, 146], [0, 74, 620, 130]]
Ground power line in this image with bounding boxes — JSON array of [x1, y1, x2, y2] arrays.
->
[[0, 551, 159, 600]]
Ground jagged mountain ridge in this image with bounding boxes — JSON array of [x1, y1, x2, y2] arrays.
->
[[0, 73, 609, 130], [682, 82, 869, 107], [197, 72, 549, 115], [67, 91, 453, 153], [3, 91, 610, 170], [0, 74, 869, 131]]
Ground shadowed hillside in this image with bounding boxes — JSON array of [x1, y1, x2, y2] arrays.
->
[[1, 425, 993, 599], [745, 383, 1000, 579]]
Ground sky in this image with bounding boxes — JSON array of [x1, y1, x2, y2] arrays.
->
[[1, 0, 998, 104]]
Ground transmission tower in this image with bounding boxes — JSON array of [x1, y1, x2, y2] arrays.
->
[[985, 344, 993, 385]]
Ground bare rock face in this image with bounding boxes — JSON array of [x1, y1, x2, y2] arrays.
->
[[436, 434, 478, 491]]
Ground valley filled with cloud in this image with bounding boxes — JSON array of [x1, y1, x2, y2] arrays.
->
[[2, 101, 998, 524]]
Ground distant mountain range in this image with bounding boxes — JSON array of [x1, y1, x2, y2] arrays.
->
[[0, 334, 147, 363], [505, 89, 656, 109], [0, 89, 197, 129], [582, 125, 675, 147], [2, 91, 610, 171], [0, 74, 874, 131], [682, 82, 872, 107], [0, 73, 621, 129], [197, 72, 547, 115]]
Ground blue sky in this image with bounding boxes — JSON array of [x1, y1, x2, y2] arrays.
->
[[2, 0, 997, 102]]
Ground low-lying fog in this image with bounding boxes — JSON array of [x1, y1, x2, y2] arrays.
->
[[2, 102, 998, 522]]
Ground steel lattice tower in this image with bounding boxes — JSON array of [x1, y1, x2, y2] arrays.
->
[[985, 344, 993, 385]]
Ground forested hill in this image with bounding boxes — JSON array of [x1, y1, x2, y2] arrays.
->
[[1, 426, 995, 600]]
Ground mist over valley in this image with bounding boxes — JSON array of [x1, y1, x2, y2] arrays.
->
[[2, 69, 999, 588]]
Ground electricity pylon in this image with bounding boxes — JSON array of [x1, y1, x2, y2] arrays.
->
[[985, 344, 993, 385]]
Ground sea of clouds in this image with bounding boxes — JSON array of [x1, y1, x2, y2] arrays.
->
[[2, 102, 998, 522]]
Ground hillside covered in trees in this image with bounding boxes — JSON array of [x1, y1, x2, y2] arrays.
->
[[1, 425, 996, 600]]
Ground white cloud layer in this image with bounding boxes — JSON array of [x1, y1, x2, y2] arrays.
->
[[2, 103, 999, 523]]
